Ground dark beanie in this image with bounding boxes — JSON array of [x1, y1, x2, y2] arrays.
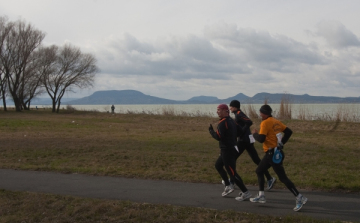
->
[[229, 100, 240, 109], [260, 104, 272, 115]]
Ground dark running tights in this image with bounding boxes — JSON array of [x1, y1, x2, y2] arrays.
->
[[237, 141, 273, 181], [215, 149, 248, 192], [256, 151, 299, 196]]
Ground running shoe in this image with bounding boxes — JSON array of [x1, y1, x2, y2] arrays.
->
[[222, 179, 235, 189], [235, 191, 252, 201], [222, 184, 234, 197], [266, 177, 276, 191], [293, 195, 308, 211], [250, 194, 266, 203]]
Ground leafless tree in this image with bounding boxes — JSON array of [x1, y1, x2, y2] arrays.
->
[[0, 16, 13, 111], [20, 47, 49, 109], [42, 44, 98, 113], [0, 18, 45, 111]]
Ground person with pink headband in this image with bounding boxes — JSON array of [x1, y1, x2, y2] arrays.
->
[[208, 104, 252, 201]]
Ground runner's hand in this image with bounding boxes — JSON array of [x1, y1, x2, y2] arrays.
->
[[277, 142, 284, 150], [209, 124, 214, 132]]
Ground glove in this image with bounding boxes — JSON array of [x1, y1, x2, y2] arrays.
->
[[209, 124, 214, 132], [277, 142, 284, 150]]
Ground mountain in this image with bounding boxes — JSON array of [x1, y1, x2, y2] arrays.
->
[[250, 92, 360, 103], [219, 93, 251, 103], [64, 90, 360, 105], [67, 90, 181, 105], [187, 96, 219, 103]]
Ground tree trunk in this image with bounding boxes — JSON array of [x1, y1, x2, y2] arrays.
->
[[12, 96, 22, 112], [52, 99, 56, 113], [56, 100, 61, 113], [22, 101, 29, 110], [1, 94, 7, 111]]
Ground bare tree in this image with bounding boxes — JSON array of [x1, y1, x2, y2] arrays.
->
[[0, 18, 45, 111], [42, 44, 98, 113], [0, 16, 14, 111], [20, 46, 54, 109]]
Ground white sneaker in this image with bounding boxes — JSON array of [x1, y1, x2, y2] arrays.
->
[[235, 191, 252, 201], [293, 195, 308, 211], [250, 194, 266, 203], [221, 179, 235, 189], [222, 184, 234, 197]]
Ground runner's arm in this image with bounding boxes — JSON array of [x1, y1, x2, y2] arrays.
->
[[281, 127, 292, 144], [209, 121, 226, 141], [253, 132, 266, 143]]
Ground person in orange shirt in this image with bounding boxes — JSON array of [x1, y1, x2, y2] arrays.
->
[[250, 104, 308, 212], [229, 100, 276, 191]]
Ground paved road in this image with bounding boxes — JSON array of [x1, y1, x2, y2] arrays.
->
[[0, 169, 359, 222]]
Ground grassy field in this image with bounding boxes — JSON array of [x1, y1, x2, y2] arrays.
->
[[0, 190, 336, 223], [0, 109, 359, 222]]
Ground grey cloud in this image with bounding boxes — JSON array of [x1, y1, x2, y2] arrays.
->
[[96, 33, 248, 80], [204, 24, 325, 73], [93, 23, 330, 83], [316, 21, 360, 48]]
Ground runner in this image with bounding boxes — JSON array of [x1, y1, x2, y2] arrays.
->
[[209, 104, 252, 201], [229, 100, 276, 192], [250, 104, 307, 211]]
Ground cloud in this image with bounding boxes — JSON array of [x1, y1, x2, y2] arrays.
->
[[92, 33, 237, 80], [204, 23, 325, 72], [88, 23, 325, 81], [315, 20, 360, 49], [75, 21, 360, 99]]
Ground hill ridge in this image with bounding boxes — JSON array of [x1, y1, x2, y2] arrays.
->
[[64, 90, 360, 105]]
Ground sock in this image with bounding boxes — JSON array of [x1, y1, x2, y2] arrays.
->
[[259, 191, 264, 196]]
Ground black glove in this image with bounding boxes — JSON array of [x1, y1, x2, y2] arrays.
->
[[209, 124, 214, 132], [277, 142, 284, 150]]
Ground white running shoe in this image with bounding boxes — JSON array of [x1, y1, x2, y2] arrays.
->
[[293, 195, 308, 211], [221, 179, 235, 189], [235, 191, 252, 201], [250, 194, 266, 203], [222, 184, 234, 197], [266, 177, 276, 191]]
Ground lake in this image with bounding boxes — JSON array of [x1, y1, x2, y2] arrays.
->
[[40, 103, 360, 121]]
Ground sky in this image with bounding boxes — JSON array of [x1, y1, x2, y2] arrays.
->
[[1, 0, 360, 100]]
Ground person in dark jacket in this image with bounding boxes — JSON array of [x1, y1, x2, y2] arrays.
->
[[229, 100, 276, 191], [250, 104, 307, 211], [209, 104, 252, 201]]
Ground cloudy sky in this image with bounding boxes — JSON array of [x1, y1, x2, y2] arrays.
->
[[1, 0, 360, 100]]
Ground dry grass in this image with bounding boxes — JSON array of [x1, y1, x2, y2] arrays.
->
[[277, 94, 292, 120], [0, 190, 332, 223], [0, 110, 357, 222], [296, 104, 360, 122], [243, 104, 259, 120], [297, 104, 310, 120], [0, 109, 359, 192]]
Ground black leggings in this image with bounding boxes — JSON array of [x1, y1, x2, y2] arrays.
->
[[237, 141, 273, 181], [256, 150, 299, 196], [215, 149, 248, 192]]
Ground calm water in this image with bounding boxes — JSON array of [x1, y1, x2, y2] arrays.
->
[[48, 103, 360, 121]]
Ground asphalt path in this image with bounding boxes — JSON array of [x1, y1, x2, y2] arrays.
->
[[0, 169, 359, 222]]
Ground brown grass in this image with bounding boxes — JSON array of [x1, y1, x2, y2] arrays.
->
[[0, 190, 329, 223], [0, 110, 357, 222], [243, 104, 259, 120], [277, 94, 292, 120], [0, 109, 359, 192]]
